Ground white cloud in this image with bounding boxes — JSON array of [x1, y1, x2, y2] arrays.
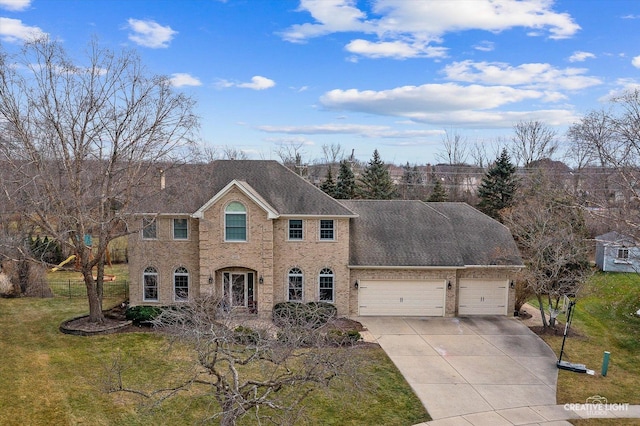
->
[[0, 0, 30, 11], [0, 17, 45, 42], [442, 60, 602, 91], [169, 73, 202, 87], [238, 76, 276, 90], [321, 83, 543, 116], [632, 56, 640, 69], [217, 76, 276, 90], [569, 51, 596, 62], [280, 0, 373, 43], [315, 82, 583, 127], [258, 123, 443, 139], [127, 19, 177, 48], [345, 39, 447, 59], [281, 0, 580, 60], [474, 41, 495, 52]]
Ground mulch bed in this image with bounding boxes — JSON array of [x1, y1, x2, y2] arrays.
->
[[61, 305, 370, 340], [60, 303, 150, 336]]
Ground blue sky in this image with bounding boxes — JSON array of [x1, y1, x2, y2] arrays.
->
[[1, 0, 639, 165]]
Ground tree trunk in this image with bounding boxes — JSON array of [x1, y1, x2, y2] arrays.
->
[[536, 294, 548, 328], [219, 400, 238, 426], [83, 268, 104, 323]]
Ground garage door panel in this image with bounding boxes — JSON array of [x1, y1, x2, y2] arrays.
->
[[459, 279, 508, 315], [359, 280, 445, 316]]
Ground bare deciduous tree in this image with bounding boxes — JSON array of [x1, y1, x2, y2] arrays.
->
[[105, 296, 360, 426], [503, 172, 592, 328], [568, 90, 640, 237], [511, 120, 558, 167], [0, 38, 198, 322], [320, 143, 344, 165]]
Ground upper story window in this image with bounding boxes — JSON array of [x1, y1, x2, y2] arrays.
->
[[173, 218, 188, 240], [225, 202, 247, 241], [319, 267, 334, 303], [143, 266, 158, 301], [142, 218, 157, 239], [288, 219, 303, 240], [319, 219, 334, 241], [173, 266, 189, 302], [288, 267, 303, 302], [617, 248, 629, 259]]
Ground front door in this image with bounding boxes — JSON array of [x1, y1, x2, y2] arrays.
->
[[223, 271, 254, 308]]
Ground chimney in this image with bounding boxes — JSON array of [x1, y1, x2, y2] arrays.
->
[[160, 169, 165, 190]]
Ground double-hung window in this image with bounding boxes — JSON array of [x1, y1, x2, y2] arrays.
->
[[288, 219, 303, 240], [617, 248, 629, 259], [225, 202, 247, 241], [174, 266, 189, 301], [173, 218, 188, 240], [319, 268, 334, 302], [288, 267, 303, 301], [142, 218, 157, 239], [143, 267, 158, 301], [319, 219, 334, 240]]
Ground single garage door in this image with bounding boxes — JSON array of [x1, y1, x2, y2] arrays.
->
[[358, 280, 446, 316], [458, 279, 508, 315]]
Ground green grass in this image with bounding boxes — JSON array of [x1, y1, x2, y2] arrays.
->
[[47, 264, 129, 298], [534, 272, 640, 408], [0, 297, 429, 425]]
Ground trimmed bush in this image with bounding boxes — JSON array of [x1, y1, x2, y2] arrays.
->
[[125, 305, 162, 324], [234, 325, 259, 345], [326, 329, 362, 346], [273, 301, 337, 328]]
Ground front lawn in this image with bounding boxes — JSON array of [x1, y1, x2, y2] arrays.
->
[[0, 297, 429, 425], [534, 272, 640, 409]]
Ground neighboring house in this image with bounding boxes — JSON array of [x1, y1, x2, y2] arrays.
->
[[127, 160, 523, 317], [595, 231, 640, 273]]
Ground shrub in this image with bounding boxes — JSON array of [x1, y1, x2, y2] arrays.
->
[[273, 301, 337, 328], [234, 325, 259, 345], [125, 305, 162, 324], [326, 329, 362, 346]]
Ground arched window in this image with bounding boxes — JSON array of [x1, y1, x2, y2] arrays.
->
[[288, 267, 303, 301], [319, 268, 334, 302], [225, 202, 247, 241], [174, 266, 189, 301], [143, 266, 158, 301]]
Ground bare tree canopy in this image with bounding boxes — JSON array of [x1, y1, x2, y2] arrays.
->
[[567, 89, 640, 236], [511, 120, 558, 167], [0, 38, 198, 322], [502, 172, 591, 328], [436, 129, 468, 165], [106, 296, 359, 426]]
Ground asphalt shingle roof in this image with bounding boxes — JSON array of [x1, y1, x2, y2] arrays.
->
[[133, 160, 356, 216], [340, 200, 522, 267]]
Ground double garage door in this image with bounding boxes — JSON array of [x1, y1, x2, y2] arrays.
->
[[358, 280, 446, 316], [358, 279, 508, 316]]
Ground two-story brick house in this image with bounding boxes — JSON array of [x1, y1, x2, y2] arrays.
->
[[128, 160, 523, 317]]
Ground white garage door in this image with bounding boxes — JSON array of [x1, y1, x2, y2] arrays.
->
[[458, 279, 508, 315], [358, 280, 446, 316]]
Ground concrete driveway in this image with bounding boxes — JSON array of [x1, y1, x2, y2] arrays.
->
[[355, 316, 559, 422]]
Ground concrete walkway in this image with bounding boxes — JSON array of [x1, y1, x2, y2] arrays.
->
[[355, 315, 640, 425]]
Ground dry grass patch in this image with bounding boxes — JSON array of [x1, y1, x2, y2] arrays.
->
[[0, 297, 429, 425]]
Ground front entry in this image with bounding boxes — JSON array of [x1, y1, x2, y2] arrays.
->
[[222, 271, 256, 311]]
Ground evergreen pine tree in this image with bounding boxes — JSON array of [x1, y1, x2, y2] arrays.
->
[[334, 160, 357, 199], [427, 173, 448, 202], [358, 149, 396, 199], [477, 148, 518, 220], [319, 166, 337, 197]]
